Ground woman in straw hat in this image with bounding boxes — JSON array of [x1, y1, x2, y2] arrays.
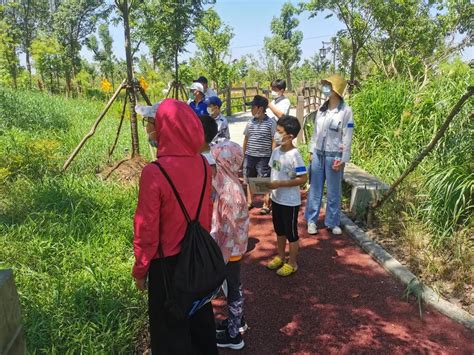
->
[[305, 74, 354, 235]]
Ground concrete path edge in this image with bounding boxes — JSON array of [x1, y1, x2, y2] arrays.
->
[[340, 213, 474, 331]]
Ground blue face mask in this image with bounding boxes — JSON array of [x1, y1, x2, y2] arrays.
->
[[322, 85, 332, 97]]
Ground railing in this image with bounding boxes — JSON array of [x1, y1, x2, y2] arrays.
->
[[219, 83, 266, 116], [217, 81, 323, 120], [296, 81, 324, 143]]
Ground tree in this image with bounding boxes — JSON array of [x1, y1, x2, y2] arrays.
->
[[16, 0, 49, 88], [367, 0, 473, 85], [52, 0, 109, 94], [302, 0, 377, 86], [31, 33, 63, 92], [0, 4, 21, 88], [86, 23, 117, 89], [137, 0, 207, 98], [194, 8, 234, 91], [264, 2, 303, 90]]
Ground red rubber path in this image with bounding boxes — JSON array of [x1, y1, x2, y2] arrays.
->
[[213, 199, 473, 354]]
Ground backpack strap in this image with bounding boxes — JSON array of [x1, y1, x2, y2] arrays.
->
[[152, 155, 208, 223]]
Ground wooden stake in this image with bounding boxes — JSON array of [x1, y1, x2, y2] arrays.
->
[[108, 90, 129, 161], [62, 80, 126, 171]]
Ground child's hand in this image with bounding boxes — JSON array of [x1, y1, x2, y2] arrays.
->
[[267, 181, 281, 190]]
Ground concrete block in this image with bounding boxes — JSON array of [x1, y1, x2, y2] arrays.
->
[[0, 269, 26, 355]]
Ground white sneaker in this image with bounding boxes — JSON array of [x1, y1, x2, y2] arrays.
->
[[331, 226, 342, 235], [307, 222, 318, 235]]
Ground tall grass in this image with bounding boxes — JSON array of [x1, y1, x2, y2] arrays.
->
[[0, 88, 149, 352], [348, 59, 473, 286]]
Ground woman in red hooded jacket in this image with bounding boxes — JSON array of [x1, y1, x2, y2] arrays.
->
[[133, 99, 217, 354]]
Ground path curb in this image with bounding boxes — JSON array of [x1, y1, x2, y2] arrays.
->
[[340, 214, 474, 331]]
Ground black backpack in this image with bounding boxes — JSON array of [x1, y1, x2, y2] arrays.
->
[[153, 156, 226, 318]]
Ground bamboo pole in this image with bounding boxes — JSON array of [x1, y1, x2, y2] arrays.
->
[[368, 86, 473, 222], [62, 80, 127, 171]]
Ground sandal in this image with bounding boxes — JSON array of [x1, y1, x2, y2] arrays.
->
[[276, 263, 298, 277], [267, 256, 284, 270], [259, 207, 271, 215]]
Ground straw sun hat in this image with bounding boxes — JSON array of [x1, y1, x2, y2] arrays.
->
[[322, 74, 347, 98]]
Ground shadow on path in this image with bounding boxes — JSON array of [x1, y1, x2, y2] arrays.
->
[[213, 197, 474, 354]]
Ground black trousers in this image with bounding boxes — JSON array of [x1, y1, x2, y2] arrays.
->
[[148, 256, 218, 355]]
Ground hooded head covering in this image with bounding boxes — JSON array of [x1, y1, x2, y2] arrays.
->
[[210, 141, 249, 262], [154, 98, 204, 157]]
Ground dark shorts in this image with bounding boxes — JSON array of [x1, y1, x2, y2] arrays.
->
[[271, 200, 300, 242], [244, 155, 270, 181]]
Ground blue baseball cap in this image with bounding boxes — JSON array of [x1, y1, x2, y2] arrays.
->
[[206, 96, 222, 107]]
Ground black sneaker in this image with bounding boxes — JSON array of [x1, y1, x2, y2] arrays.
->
[[216, 330, 245, 350], [216, 317, 248, 333]]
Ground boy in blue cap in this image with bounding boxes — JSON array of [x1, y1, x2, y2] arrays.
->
[[207, 96, 230, 144]]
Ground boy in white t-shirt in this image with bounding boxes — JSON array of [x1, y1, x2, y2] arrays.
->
[[266, 79, 291, 121], [266, 115, 308, 276]]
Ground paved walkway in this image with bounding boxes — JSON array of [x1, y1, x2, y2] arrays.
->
[[216, 114, 473, 353], [227, 109, 297, 148], [213, 197, 473, 354]]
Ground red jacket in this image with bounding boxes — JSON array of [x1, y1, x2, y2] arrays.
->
[[132, 99, 211, 279]]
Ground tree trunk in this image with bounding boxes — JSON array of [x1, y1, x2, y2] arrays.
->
[[122, 0, 140, 157], [25, 47, 32, 88], [285, 66, 292, 91], [174, 46, 179, 99], [349, 41, 358, 94]]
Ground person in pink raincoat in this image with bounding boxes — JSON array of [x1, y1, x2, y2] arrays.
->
[[211, 141, 249, 350]]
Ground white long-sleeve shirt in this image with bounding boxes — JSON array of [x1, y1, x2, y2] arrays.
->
[[309, 103, 354, 163]]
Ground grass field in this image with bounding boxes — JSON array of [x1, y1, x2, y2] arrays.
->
[[0, 89, 148, 353]]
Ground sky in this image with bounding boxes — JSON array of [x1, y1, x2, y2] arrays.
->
[[81, 0, 473, 65], [81, 0, 346, 64]]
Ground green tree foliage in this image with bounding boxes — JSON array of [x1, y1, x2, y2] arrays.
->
[[31, 33, 63, 92], [0, 4, 21, 88], [14, 0, 49, 87], [194, 8, 234, 91], [86, 23, 117, 89], [52, 0, 109, 93], [302, 0, 376, 85], [137, 0, 206, 93], [367, 0, 473, 84], [264, 2, 303, 90]]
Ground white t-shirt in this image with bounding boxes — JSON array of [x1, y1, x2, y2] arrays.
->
[[266, 95, 291, 121], [205, 87, 218, 99], [269, 147, 307, 206]]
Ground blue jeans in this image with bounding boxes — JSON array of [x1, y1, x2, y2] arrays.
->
[[304, 152, 343, 228]]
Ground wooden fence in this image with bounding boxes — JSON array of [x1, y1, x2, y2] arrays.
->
[[218, 81, 323, 120]]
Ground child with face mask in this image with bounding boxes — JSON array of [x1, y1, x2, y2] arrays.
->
[[206, 96, 230, 145], [266, 79, 291, 122], [266, 115, 308, 276], [210, 141, 249, 350], [243, 95, 276, 215]]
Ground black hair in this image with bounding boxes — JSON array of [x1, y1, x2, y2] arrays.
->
[[198, 114, 218, 144], [271, 79, 286, 91], [276, 115, 301, 137], [319, 98, 344, 112]]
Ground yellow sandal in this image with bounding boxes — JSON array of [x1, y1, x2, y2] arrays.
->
[[276, 263, 298, 276], [266, 256, 284, 270]]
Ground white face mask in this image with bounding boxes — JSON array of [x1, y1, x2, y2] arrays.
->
[[206, 107, 215, 116], [274, 131, 291, 145], [322, 84, 332, 98], [271, 90, 279, 98]]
